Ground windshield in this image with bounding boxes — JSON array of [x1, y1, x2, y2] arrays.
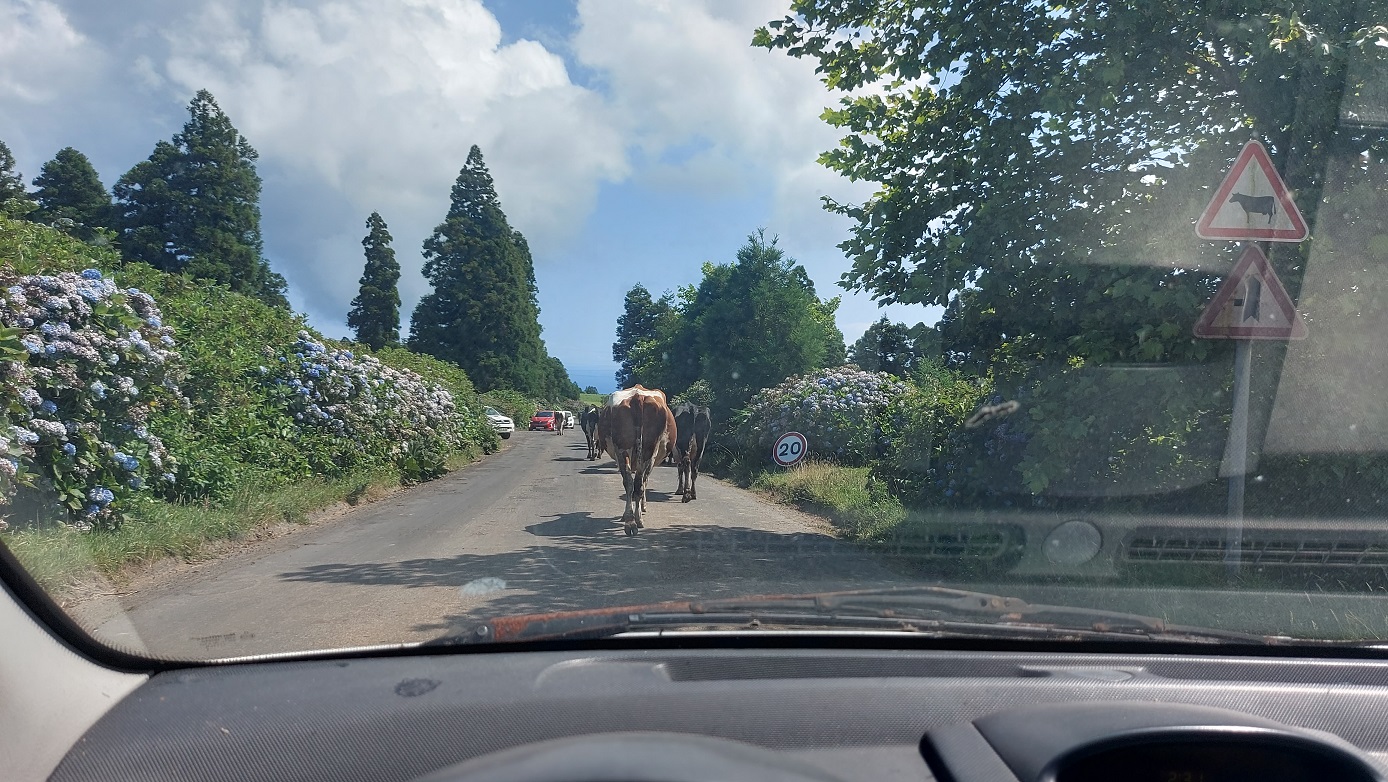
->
[[1, 0, 1387, 661]]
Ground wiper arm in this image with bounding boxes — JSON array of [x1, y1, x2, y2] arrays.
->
[[430, 586, 1286, 646]]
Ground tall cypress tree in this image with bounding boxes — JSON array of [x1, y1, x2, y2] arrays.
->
[[113, 90, 287, 308], [0, 140, 27, 205], [31, 147, 110, 233], [408, 145, 549, 393], [347, 212, 402, 350]]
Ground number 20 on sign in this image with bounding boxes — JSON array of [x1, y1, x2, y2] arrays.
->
[[772, 432, 807, 467]]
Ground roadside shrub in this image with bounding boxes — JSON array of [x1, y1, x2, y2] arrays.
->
[[481, 389, 539, 423], [733, 365, 908, 465], [0, 269, 182, 529], [114, 263, 322, 502], [375, 346, 498, 454], [261, 332, 476, 480], [672, 379, 713, 407], [870, 361, 989, 507]]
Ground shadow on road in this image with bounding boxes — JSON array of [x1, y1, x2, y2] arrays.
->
[[278, 523, 902, 637], [552, 457, 589, 462]]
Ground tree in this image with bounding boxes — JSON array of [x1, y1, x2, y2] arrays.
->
[[583, 386, 599, 395], [31, 147, 110, 235], [408, 145, 553, 395], [113, 89, 287, 308], [612, 284, 670, 388], [756, 2, 1387, 367], [692, 230, 846, 418], [347, 212, 402, 349], [0, 140, 27, 205], [623, 230, 847, 422], [849, 317, 937, 376]]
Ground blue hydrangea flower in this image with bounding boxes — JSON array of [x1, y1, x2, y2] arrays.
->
[[62, 443, 77, 457], [40, 400, 57, 414], [128, 477, 143, 490], [81, 269, 104, 280]]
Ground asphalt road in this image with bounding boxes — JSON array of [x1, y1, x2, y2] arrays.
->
[[81, 430, 909, 659]]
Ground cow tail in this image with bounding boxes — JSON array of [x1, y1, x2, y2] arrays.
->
[[637, 396, 646, 469]]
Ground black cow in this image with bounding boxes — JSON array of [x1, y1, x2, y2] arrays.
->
[[580, 406, 601, 460], [1228, 193, 1277, 225], [671, 401, 712, 502]]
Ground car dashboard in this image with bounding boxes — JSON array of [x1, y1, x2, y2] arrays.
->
[[43, 642, 1388, 782]]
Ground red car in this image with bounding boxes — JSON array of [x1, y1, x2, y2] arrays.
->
[[528, 410, 560, 431]]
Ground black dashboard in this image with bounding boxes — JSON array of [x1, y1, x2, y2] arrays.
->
[[47, 644, 1388, 782]]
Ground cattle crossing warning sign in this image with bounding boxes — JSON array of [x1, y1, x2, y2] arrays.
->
[[1193, 244, 1307, 340], [1195, 139, 1308, 242]]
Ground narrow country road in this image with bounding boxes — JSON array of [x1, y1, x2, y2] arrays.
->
[[82, 430, 907, 659]]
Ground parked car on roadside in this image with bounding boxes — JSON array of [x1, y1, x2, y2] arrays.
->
[[562, 411, 576, 429], [529, 410, 560, 431], [483, 406, 514, 439]]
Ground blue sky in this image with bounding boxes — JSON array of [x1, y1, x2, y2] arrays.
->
[[1, 0, 940, 393]]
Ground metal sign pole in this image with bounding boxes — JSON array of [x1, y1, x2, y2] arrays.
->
[[1224, 335, 1251, 580]]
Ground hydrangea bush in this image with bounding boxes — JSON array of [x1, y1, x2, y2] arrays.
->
[[733, 366, 909, 465], [261, 332, 473, 481], [0, 270, 181, 529]]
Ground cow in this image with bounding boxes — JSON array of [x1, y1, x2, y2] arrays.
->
[[598, 385, 676, 536], [671, 401, 712, 502], [580, 406, 601, 460], [1228, 193, 1277, 225]]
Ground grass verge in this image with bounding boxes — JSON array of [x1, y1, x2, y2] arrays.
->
[[750, 461, 906, 540], [3, 445, 484, 598]]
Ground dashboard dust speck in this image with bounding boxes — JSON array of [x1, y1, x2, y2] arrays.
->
[[394, 679, 440, 697]]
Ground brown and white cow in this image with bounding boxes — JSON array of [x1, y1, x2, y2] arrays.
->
[[598, 385, 676, 536]]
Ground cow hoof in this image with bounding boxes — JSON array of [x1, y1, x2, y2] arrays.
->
[[624, 523, 638, 536], [681, 494, 693, 503]]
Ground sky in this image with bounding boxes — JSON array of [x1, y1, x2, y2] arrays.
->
[[0, 0, 941, 393]]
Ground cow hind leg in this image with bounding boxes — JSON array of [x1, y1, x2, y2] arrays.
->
[[625, 468, 646, 535], [682, 440, 702, 503]]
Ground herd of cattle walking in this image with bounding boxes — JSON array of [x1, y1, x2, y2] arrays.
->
[[573, 386, 713, 536]]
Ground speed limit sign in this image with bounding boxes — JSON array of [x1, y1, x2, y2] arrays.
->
[[771, 431, 808, 467]]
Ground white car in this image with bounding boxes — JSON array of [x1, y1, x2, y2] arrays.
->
[[483, 406, 514, 439]]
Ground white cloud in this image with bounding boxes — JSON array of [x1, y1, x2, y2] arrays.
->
[[574, 0, 845, 191], [0, 0, 97, 103], [142, 0, 629, 322]]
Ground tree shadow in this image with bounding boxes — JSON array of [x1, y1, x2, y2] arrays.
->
[[552, 457, 589, 462], [277, 523, 905, 638]]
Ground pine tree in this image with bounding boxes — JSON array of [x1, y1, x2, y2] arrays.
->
[[31, 147, 110, 233], [0, 140, 27, 205], [408, 145, 550, 394], [347, 212, 402, 349], [113, 90, 287, 307]]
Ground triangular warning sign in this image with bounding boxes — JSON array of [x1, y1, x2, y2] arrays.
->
[[1194, 244, 1307, 340], [1195, 140, 1308, 242]]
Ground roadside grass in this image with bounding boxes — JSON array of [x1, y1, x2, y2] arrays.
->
[[750, 461, 906, 541], [3, 445, 484, 598], [578, 393, 606, 406]]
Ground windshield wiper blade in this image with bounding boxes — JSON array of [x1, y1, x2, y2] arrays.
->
[[429, 586, 1287, 646]]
